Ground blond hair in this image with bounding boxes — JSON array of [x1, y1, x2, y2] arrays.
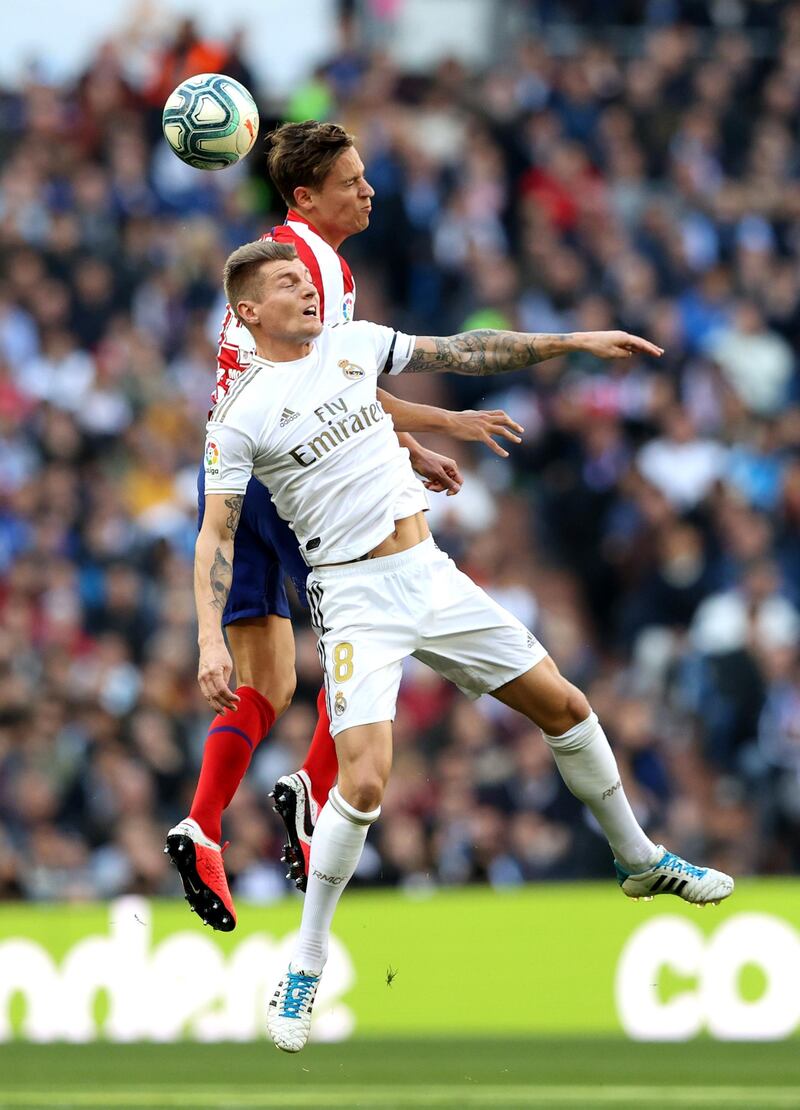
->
[[223, 239, 298, 323]]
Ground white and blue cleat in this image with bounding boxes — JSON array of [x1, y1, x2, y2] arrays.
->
[[615, 846, 734, 906], [267, 964, 320, 1053]]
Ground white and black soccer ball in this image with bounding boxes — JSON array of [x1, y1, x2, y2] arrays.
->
[[162, 73, 259, 171]]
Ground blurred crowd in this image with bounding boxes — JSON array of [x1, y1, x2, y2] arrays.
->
[[2, 0, 800, 904]]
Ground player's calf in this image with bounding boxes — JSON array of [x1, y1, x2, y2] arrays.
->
[[164, 817, 237, 931], [615, 846, 734, 906]]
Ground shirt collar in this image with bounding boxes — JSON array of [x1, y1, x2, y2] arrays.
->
[[286, 209, 321, 235], [251, 343, 318, 369]]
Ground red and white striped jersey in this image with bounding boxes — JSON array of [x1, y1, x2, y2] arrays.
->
[[212, 211, 356, 407]]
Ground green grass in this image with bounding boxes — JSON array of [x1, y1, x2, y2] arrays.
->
[[1, 1039, 799, 1109]]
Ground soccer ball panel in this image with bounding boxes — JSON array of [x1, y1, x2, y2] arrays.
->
[[162, 73, 259, 171], [195, 93, 229, 126]]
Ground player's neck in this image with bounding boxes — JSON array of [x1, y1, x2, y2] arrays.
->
[[289, 209, 346, 251], [255, 336, 314, 363], [318, 223, 347, 251]]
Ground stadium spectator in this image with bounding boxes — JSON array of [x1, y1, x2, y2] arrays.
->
[[4, 4, 800, 901]]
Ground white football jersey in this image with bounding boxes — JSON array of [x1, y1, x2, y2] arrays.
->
[[212, 211, 356, 407], [204, 321, 427, 566]]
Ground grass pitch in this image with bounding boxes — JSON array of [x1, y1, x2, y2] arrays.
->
[[1, 1038, 799, 1109]]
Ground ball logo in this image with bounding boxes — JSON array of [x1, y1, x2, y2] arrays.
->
[[341, 293, 354, 323], [205, 441, 220, 476]]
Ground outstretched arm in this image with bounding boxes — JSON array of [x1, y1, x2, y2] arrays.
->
[[195, 493, 243, 714], [403, 330, 664, 375], [377, 389, 523, 458], [377, 389, 526, 495]]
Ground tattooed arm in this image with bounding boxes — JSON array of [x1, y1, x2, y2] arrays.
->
[[194, 492, 244, 713], [403, 330, 664, 375]]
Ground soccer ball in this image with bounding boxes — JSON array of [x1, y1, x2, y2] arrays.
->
[[162, 73, 259, 171]]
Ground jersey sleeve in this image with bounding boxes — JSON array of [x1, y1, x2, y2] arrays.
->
[[357, 321, 416, 376], [203, 421, 255, 495]]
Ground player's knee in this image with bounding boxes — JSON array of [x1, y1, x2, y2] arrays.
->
[[540, 680, 591, 738], [236, 666, 296, 718], [339, 770, 385, 813], [349, 779, 385, 813], [267, 671, 297, 718]]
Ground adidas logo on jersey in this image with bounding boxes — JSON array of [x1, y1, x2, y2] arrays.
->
[[280, 408, 300, 427]]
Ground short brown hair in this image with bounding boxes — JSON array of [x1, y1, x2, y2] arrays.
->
[[265, 121, 355, 208], [223, 240, 298, 323]]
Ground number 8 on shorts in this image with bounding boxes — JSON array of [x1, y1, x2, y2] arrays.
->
[[333, 642, 354, 682]]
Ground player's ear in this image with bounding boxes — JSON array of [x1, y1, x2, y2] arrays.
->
[[293, 184, 314, 213], [237, 300, 258, 326]]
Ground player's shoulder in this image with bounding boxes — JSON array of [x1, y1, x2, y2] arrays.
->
[[267, 221, 324, 257], [320, 320, 395, 374], [331, 318, 385, 341], [267, 223, 300, 245], [257, 223, 307, 255], [209, 360, 272, 432], [322, 319, 379, 352]]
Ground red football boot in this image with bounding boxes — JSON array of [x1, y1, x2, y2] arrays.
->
[[165, 817, 236, 931]]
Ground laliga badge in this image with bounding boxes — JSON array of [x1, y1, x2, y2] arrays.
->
[[334, 690, 347, 716], [339, 359, 365, 380], [205, 440, 220, 476]]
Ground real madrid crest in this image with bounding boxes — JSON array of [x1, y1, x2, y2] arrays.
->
[[334, 690, 347, 716], [339, 359, 365, 380]]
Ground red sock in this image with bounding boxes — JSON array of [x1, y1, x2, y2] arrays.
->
[[301, 687, 340, 812], [190, 686, 276, 843]]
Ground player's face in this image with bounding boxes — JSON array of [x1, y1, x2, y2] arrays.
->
[[248, 259, 322, 344], [308, 147, 374, 242]]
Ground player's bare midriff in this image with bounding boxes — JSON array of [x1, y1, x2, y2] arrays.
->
[[320, 511, 430, 566]]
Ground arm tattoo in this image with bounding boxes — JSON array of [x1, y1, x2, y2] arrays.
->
[[224, 495, 244, 536], [209, 547, 233, 613], [404, 330, 576, 375]]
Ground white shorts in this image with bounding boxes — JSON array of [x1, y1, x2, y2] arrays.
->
[[305, 536, 548, 737]]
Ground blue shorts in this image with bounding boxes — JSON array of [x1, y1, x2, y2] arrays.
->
[[197, 465, 309, 625]]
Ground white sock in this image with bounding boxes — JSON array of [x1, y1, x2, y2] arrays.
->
[[543, 712, 659, 872], [292, 786, 380, 975]]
